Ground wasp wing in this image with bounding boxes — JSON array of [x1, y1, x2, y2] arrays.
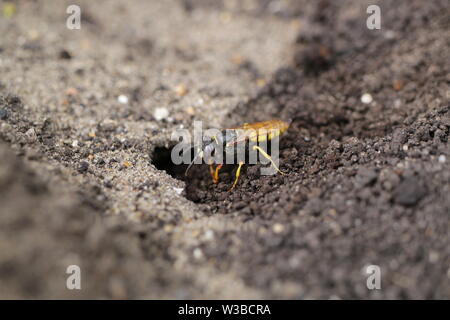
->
[[226, 120, 289, 145]]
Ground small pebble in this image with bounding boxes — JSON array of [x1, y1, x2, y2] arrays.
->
[[174, 84, 188, 96], [122, 161, 132, 168], [393, 176, 426, 206], [153, 107, 169, 121], [273, 223, 285, 234], [101, 119, 117, 132], [193, 248, 203, 260], [361, 93, 373, 104], [65, 87, 78, 96], [164, 224, 174, 233], [438, 155, 446, 163], [429, 251, 439, 264], [118, 95, 129, 104], [173, 187, 184, 195], [0, 108, 7, 120], [25, 128, 37, 141], [231, 54, 243, 65], [104, 179, 113, 188], [78, 161, 89, 173], [402, 144, 409, 151], [393, 79, 404, 91], [72, 140, 79, 148], [195, 98, 204, 106], [185, 106, 195, 115], [355, 168, 378, 187], [59, 49, 72, 60], [384, 30, 396, 39], [204, 230, 215, 241], [256, 78, 266, 87]]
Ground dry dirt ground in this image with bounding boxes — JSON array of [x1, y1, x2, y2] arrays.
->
[[0, 0, 449, 299]]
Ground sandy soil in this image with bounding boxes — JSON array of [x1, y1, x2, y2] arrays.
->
[[0, 0, 448, 299]]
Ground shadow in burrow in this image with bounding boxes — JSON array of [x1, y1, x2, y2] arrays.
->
[[151, 137, 302, 207]]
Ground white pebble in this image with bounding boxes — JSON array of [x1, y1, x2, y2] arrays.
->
[[117, 95, 129, 104], [204, 230, 215, 241], [361, 93, 373, 104], [193, 248, 203, 260], [153, 107, 169, 121], [273, 223, 285, 234], [196, 98, 204, 106], [429, 251, 439, 264], [72, 140, 79, 148], [438, 155, 446, 163], [402, 144, 409, 151], [384, 30, 396, 39], [173, 187, 184, 195]]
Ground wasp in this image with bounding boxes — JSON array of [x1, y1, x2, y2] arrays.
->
[[185, 119, 290, 190]]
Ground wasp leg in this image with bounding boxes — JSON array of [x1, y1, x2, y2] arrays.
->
[[213, 164, 223, 184], [209, 164, 216, 182], [229, 161, 244, 191], [252, 145, 286, 175]]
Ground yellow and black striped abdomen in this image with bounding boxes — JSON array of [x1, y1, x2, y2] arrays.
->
[[228, 120, 289, 145]]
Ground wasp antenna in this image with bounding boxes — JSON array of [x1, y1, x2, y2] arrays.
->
[[185, 151, 203, 176]]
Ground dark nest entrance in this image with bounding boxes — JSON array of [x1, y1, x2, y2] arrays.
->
[[151, 139, 290, 207]]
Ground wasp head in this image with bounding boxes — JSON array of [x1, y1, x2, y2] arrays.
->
[[184, 137, 219, 176]]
